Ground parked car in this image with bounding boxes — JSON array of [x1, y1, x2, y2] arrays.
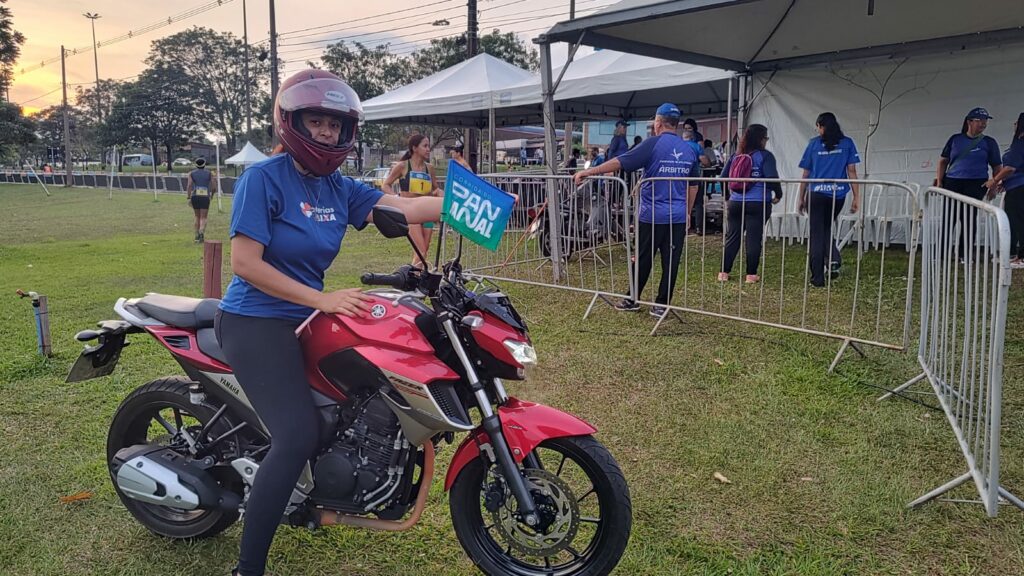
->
[[122, 154, 154, 167], [172, 158, 192, 166], [360, 167, 391, 190]]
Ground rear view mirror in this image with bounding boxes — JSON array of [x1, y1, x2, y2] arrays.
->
[[372, 205, 409, 239]]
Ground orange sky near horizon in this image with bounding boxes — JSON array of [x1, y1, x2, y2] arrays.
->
[[9, 0, 594, 115]]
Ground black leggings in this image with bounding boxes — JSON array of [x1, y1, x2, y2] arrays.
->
[[1004, 186, 1024, 259], [635, 222, 686, 305], [808, 194, 845, 285], [215, 310, 320, 576], [722, 200, 772, 275], [942, 177, 988, 259]]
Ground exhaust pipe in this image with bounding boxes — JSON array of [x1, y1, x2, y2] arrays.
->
[[112, 445, 241, 511]]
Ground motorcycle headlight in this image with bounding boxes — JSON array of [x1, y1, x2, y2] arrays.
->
[[502, 339, 537, 368]]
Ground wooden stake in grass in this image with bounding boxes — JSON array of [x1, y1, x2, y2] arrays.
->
[[203, 241, 223, 299]]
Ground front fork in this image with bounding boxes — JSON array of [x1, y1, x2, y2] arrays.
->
[[441, 317, 541, 527]]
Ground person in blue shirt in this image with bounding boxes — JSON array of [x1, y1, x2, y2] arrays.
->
[[574, 102, 699, 316], [215, 70, 443, 576], [682, 118, 711, 234], [936, 107, 1002, 199], [988, 112, 1024, 268], [719, 124, 783, 283], [936, 107, 1003, 261], [606, 120, 630, 161], [797, 112, 861, 287]]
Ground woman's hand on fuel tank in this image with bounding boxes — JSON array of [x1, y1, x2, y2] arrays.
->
[[317, 288, 375, 317]]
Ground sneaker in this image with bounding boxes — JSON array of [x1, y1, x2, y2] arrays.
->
[[198, 232, 205, 243], [615, 299, 640, 312], [744, 274, 760, 284], [649, 306, 667, 317], [810, 278, 826, 288], [717, 272, 730, 282]]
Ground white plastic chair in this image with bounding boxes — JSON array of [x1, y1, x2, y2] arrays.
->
[[836, 184, 881, 250], [874, 184, 915, 251], [767, 182, 807, 244]]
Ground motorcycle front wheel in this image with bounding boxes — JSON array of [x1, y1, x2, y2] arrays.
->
[[450, 435, 632, 576], [106, 376, 242, 539]]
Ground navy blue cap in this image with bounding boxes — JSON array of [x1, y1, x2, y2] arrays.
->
[[655, 103, 680, 118], [967, 107, 993, 120], [615, 119, 628, 127]]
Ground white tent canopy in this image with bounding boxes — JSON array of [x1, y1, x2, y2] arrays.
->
[[505, 49, 734, 121], [363, 50, 735, 127], [225, 142, 268, 166], [542, 0, 1024, 72], [362, 53, 535, 127]]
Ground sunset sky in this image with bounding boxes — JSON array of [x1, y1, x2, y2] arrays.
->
[[9, 0, 602, 115]]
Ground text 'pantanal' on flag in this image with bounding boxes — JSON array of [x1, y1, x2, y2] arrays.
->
[[441, 160, 516, 251]]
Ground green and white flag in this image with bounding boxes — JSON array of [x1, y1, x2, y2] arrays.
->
[[442, 160, 516, 252]]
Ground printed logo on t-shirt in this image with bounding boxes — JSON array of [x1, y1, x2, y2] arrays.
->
[[298, 201, 337, 222], [670, 148, 685, 160]]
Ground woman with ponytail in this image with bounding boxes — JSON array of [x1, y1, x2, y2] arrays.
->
[[383, 134, 441, 267], [797, 112, 861, 287]]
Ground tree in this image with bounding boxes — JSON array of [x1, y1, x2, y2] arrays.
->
[[146, 27, 270, 151], [74, 78, 124, 123], [102, 65, 201, 171], [71, 79, 124, 165], [0, 0, 25, 96], [0, 102, 35, 164], [319, 41, 412, 171], [410, 28, 538, 80]]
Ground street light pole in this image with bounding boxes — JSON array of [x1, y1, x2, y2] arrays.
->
[[84, 12, 102, 122], [242, 0, 252, 137], [466, 0, 478, 171], [269, 0, 279, 140], [60, 46, 72, 187]]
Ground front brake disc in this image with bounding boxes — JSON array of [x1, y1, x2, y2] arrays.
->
[[490, 468, 580, 557]]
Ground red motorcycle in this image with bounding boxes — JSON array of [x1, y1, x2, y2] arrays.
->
[[67, 206, 632, 575]]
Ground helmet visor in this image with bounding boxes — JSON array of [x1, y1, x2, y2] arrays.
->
[[278, 77, 363, 120]]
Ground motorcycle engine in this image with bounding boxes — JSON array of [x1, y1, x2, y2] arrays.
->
[[308, 394, 407, 514]]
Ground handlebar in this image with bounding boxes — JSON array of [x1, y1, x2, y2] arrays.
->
[[360, 271, 408, 290]]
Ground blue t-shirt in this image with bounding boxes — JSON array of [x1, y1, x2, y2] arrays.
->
[[722, 150, 780, 203], [219, 154, 384, 321], [941, 133, 1001, 180], [798, 136, 861, 199], [1002, 139, 1024, 191], [607, 135, 629, 161], [617, 132, 698, 224]]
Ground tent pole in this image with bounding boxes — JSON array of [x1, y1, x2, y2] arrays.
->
[[215, 141, 223, 213], [563, 121, 572, 170], [488, 105, 496, 174], [737, 74, 747, 134], [725, 75, 734, 157], [539, 40, 563, 282]]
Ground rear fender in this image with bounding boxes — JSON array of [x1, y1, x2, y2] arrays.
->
[[443, 397, 597, 491]]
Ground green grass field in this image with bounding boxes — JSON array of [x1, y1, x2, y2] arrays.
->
[[1, 184, 1022, 576]]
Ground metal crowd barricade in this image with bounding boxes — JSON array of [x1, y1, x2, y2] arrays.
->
[[0, 169, 237, 195], [880, 186, 1021, 516], [442, 173, 635, 304], [625, 176, 920, 371]]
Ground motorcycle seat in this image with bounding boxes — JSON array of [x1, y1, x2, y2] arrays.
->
[[135, 294, 221, 329]]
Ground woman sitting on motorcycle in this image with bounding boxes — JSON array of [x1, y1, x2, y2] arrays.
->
[[214, 69, 442, 576]]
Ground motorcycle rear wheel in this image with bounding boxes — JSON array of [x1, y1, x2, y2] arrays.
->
[[106, 376, 241, 539], [450, 435, 632, 576]]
